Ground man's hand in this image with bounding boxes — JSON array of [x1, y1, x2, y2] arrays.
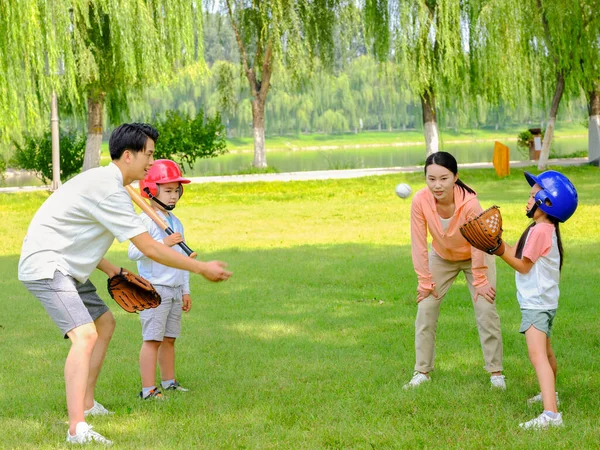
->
[[182, 294, 192, 312], [474, 283, 496, 304], [200, 261, 232, 282], [163, 233, 184, 247]]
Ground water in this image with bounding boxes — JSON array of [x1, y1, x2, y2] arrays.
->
[[192, 137, 587, 176], [0, 137, 587, 188]]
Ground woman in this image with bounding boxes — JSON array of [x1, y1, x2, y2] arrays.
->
[[404, 152, 505, 389]]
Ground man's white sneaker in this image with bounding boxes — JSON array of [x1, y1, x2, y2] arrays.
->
[[66, 422, 113, 445], [403, 372, 430, 390], [490, 375, 506, 390], [519, 412, 563, 430], [84, 400, 114, 417], [527, 391, 560, 406]]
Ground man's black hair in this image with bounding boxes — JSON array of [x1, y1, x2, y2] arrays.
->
[[109, 123, 159, 160]]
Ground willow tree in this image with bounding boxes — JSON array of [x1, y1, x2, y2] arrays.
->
[[218, 0, 354, 168], [365, 0, 532, 156], [0, 1, 200, 170]]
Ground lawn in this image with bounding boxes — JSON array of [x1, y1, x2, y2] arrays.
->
[[0, 164, 598, 449]]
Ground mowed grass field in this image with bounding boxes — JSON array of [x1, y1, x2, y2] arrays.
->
[[0, 165, 599, 449]]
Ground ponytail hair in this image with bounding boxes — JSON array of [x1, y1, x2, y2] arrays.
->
[[424, 151, 476, 197], [515, 220, 564, 271]]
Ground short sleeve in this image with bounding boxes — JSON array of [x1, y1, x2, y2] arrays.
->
[[522, 223, 554, 263], [93, 191, 147, 243]]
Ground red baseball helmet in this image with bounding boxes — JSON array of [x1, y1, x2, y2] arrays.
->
[[140, 159, 191, 199]]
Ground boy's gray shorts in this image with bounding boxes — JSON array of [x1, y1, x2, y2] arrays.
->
[[139, 285, 183, 341], [22, 270, 110, 338], [520, 308, 557, 337]]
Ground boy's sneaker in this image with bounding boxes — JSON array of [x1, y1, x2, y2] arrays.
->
[[527, 391, 560, 406], [490, 375, 507, 390], [164, 380, 189, 392], [519, 412, 563, 430], [66, 422, 113, 445], [403, 372, 430, 390], [84, 400, 114, 417], [139, 387, 163, 400]]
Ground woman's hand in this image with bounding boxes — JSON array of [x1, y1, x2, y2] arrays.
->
[[474, 283, 496, 303], [417, 286, 439, 303]]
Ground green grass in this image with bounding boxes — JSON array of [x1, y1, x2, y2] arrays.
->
[[1, 164, 599, 449]]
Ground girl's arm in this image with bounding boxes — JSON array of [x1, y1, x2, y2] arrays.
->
[[498, 243, 535, 274]]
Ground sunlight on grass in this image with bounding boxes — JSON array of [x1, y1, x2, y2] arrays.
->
[[228, 322, 303, 340]]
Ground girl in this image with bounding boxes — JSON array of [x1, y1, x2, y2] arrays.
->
[[498, 170, 578, 429], [405, 152, 505, 389]]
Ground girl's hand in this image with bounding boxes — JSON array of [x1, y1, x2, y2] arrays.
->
[[182, 294, 192, 312], [417, 286, 439, 303], [474, 283, 496, 303], [163, 233, 184, 247]]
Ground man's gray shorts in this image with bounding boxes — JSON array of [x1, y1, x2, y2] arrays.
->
[[139, 285, 183, 341], [520, 308, 557, 337], [22, 270, 110, 338]]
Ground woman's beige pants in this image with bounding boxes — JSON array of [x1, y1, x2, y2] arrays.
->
[[414, 251, 503, 374]]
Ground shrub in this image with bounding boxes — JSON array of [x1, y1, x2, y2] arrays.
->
[[154, 110, 228, 171], [10, 131, 86, 183]]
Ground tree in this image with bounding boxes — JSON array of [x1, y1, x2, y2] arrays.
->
[[0, 1, 201, 171], [218, 0, 354, 168]]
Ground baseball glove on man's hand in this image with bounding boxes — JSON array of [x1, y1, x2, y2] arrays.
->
[[459, 205, 506, 256], [107, 268, 161, 313]]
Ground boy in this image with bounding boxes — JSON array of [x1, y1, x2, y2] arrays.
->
[[128, 159, 193, 399], [19, 123, 232, 445]]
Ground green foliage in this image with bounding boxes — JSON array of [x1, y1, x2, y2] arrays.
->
[[10, 131, 86, 183], [154, 110, 228, 171]]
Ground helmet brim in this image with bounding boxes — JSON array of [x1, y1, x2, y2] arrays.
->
[[524, 172, 542, 187]]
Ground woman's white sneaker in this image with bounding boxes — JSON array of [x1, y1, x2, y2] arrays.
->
[[403, 372, 430, 389], [66, 422, 113, 445], [84, 400, 114, 417], [490, 375, 507, 390]]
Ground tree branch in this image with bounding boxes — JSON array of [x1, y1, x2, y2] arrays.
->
[[225, 0, 257, 97]]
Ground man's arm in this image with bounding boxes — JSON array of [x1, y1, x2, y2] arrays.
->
[[130, 232, 231, 282], [97, 259, 122, 278]]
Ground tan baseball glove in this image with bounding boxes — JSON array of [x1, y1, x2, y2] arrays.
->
[[107, 268, 161, 313], [459, 205, 505, 256]]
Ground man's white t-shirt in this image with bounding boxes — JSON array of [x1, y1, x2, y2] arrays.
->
[[516, 223, 560, 310], [18, 163, 147, 283]]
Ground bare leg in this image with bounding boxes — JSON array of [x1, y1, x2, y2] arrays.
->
[[84, 311, 115, 410], [65, 323, 98, 435], [525, 327, 558, 412], [158, 337, 176, 382], [140, 341, 161, 388]]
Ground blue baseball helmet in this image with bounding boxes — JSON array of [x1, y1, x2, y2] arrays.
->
[[524, 170, 578, 222]]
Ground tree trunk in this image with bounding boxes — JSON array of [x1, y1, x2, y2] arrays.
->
[[251, 98, 267, 168], [588, 84, 600, 166], [537, 72, 565, 170], [82, 91, 105, 171], [421, 89, 439, 156]]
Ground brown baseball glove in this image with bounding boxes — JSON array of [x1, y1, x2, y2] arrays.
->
[[107, 268, 161, 313], [459, 205, 506, 256]]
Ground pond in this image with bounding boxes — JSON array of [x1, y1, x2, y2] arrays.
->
[[1, 136, 588, 188], [191, 137, 588, 176]]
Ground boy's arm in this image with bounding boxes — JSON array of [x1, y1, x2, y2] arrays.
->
[[130, 232, 231, 282], [498, 243, 535, 274]]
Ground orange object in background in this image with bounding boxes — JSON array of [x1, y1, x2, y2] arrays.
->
[[493, 141, 510, 177]]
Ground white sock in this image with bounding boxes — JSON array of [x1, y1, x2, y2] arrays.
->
[[161, 379, 175, 389], [543, 410, 559, 419], [71, 422, 89, 436]]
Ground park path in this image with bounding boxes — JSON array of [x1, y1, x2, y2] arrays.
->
[[0, 157, 589, 193]]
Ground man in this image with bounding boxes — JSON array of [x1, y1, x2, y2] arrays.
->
[[19, 123, 231, 445]]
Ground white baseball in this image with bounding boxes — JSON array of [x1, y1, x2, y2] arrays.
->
[[395, 183, 412, 199]]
